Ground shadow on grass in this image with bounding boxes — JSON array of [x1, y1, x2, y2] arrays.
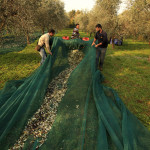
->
[[0, 32, 41, 54], [0, 52, 40, 66], [0, 46, 26, 54], [114, 40, 150, 51]]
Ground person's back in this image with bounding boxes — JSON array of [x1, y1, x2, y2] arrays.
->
[[37, 29, 55, 65], [114, 39, 118, 45], [38, 33, 50, 48]]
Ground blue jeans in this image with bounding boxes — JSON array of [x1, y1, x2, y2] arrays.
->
[[96, 47, 107, 69], [39, 48, 47, 65]]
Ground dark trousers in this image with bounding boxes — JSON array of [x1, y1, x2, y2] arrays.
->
[[96, 47, 107, 69]]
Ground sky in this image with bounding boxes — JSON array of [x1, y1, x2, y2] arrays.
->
[[61, 0, 127, 14]]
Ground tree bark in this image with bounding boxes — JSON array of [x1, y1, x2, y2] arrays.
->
[[0, 22, 5, 34], [148, 56, 150, 62], [42, 28, 44, 34], [112, 43, 115, 49], [90, 32, 92, 37], [26, 31, 30, 45], [112, 37, 115, 49]]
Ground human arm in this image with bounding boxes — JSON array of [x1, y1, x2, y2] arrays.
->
[[95, 43, 102, 48], [45, 36, 52, 55], [92, 38, 97, 46]]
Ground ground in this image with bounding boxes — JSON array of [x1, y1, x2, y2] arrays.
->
[[103, 39, 150, 129], [0, 28, 150, 129]]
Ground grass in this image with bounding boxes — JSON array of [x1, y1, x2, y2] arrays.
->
[[103, 39, 150, 129], [0, 41, 41, 89], [0, 28, 150, 129]]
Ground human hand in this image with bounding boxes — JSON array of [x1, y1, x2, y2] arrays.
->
[[49, 51, 52, 55], [95, 45, 99, 48], [91, 42, 95, 46]]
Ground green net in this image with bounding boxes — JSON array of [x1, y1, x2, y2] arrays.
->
[[0, 38, 150, 150]]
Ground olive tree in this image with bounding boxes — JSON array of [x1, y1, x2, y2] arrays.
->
[[1, 0, 68, 44], [87, 0, 121, 47], [34, 0, 69, 34], [74, 11, 89, 32], [0, 0, 18, 35], [128, 0, 150, 40]]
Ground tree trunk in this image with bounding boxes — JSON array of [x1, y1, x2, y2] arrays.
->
[[112, 43, 115, 49], [0, 22, 5, 34], [112, 37, 115, 49], [148, 56, 150, 62], [26, 31, 30, 45], [42, 28, 44, 34], [90, 32, 92, 37]]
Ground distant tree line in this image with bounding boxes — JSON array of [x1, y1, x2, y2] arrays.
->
[[68, 0, 150, 42], [1, 0, 149, 44]]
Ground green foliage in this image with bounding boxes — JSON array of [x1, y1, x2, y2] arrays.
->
[[118, 0, 150, 40], [74, 11, 89, 32], [68, 10, 82, 28], [70, 0, 121, 37], [34, 0, 69, 33], [0, 0, 68, 44]]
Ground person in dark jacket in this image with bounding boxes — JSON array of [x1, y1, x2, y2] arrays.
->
[[92, 24, 108, 71]]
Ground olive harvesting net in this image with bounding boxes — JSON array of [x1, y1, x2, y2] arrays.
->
[[0, 37, 150, 150]]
